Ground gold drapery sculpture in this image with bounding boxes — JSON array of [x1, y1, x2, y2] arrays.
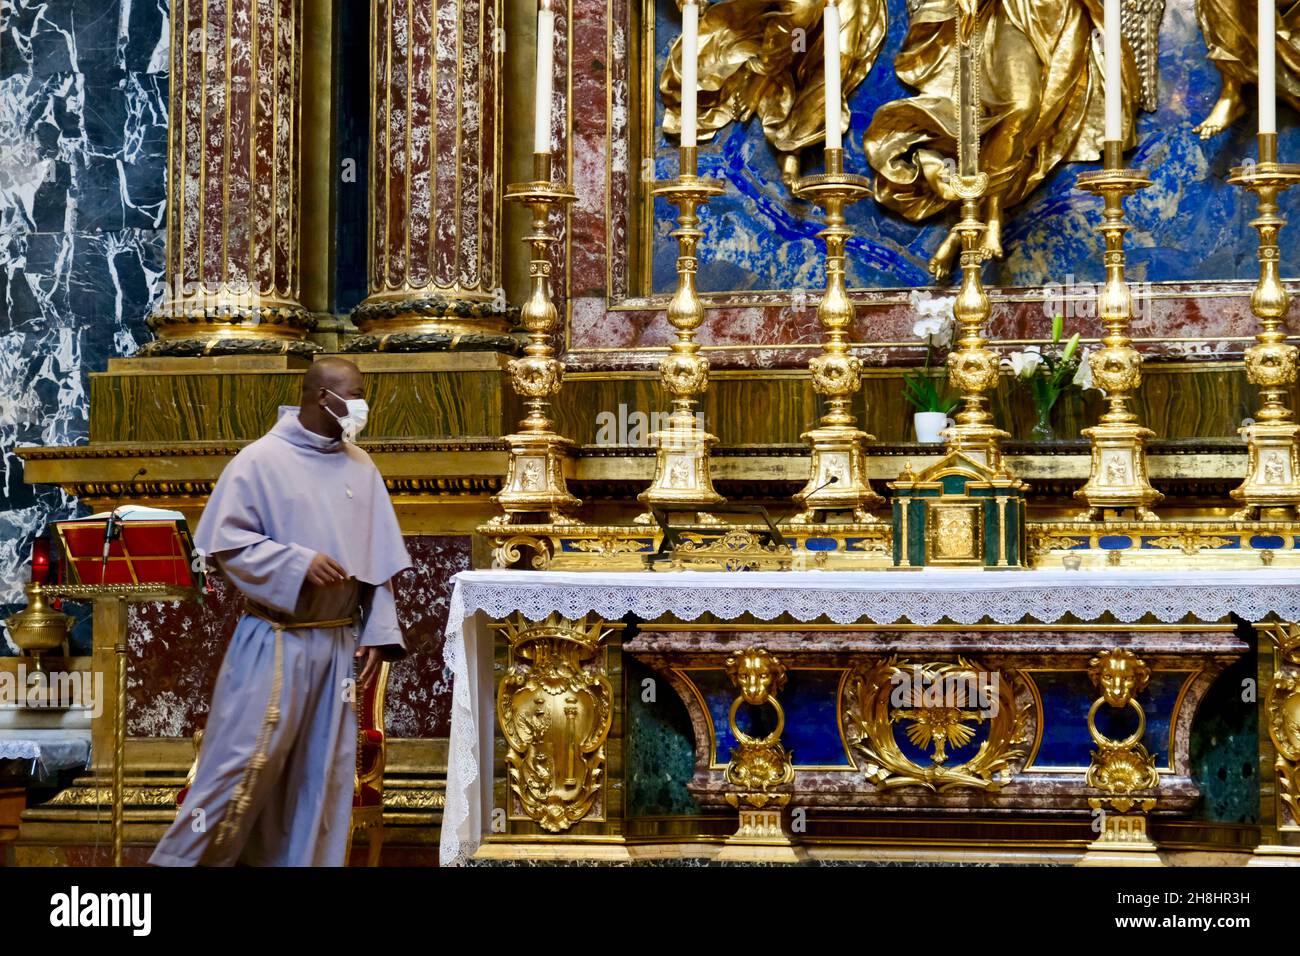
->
[[1195, 0, 1300, 138], [659, 0, 888, 182], [864, 0, 1142, 278]]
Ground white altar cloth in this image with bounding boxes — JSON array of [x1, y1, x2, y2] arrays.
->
[[0, 728, 92, 776], [438, 567, 1300, 864]]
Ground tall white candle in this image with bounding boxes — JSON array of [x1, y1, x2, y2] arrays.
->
[[1104, 0, 1122, 142], [533, 0, 556, 154], [824, 0, 842, 150], [681, 0, 699, 147], [1261, 0, 1277, 135]]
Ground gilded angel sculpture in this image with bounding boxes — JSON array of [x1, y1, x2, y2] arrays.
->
[[864, 0, 1158, 279], [1195, 0, 1300, 138], [660, 0, 888, 183]]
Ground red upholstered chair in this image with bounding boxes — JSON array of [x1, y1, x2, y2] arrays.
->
[[173, 661, 392, 867], [346, 660, 390, 867]]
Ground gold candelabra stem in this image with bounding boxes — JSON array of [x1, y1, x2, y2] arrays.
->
[[638, 146, 727, 518], [1228, 132, 1300, 519], [788, 148, 884, 523], [1075, 142, 1161, 521], [493, 152, 582, 525], [943, 171, 1009, 469]]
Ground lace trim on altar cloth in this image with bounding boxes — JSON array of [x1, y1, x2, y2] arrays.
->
[[437, 568, 1300, 864], [450, 569, 1300, 627], [0, 732, 92, 776]]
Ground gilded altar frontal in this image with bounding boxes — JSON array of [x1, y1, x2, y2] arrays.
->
[[2, 0, 1300, 909]]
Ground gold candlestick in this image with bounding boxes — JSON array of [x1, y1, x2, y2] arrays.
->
[[638, 146, 727, 518], [788, 148, 884, 522], [1229, 133, 1300, 519], [943, 172, 1009, 467], [492, 152, 582, 525], [1075, 142, 1161, 521]]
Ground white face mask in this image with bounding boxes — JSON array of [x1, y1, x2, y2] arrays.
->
[[325, 389, 369, 443]]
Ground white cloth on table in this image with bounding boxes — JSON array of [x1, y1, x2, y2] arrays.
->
[[437, 566, 1300, 865], [0, 729, 92, 775]]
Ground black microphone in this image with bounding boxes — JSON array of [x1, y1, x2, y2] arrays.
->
[[101, 467, 147, 582], [773, 474, 840, 528]]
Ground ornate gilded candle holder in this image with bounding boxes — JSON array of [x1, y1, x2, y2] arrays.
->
[[942, 169, 1009, 468], [493, 153, 582, 525], [638, 146, 727, 518], [1229, 133, 1300, 520], [788, 148, 884, 522], [1075, 143, 1161, 521]]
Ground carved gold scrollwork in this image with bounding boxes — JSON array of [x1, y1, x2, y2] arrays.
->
[[1266, 624, 1300, 827], [841, 657, 1031, 792], [495, 614, 614, 832]]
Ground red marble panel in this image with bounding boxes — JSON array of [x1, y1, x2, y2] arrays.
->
[[251, 0, 278, 292], [569, 0, 608, 300], [126, 575, 242, 738], [457, 0, 484, 291], [272, 0, 295, 295], [482, 0, 501, 293], [408, 0, 435, 287], [200, 0, 229, 287], [432, 0, 459, 287], [225, 0, 252, 289], [387, 535, 470, 739], [382, 0, 408, 287], [607, 0, 631, 301], [372, 0, 391, 291]]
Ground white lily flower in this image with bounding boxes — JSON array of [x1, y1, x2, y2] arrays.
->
[[1003, 346, 1043, 379]]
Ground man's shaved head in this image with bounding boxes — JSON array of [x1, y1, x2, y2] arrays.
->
[[299, 357, 364, 439], [302, 356, 362, 400]]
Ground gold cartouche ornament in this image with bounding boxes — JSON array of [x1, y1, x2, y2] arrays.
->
[[789, 147, 883, 521], [1229, 132, 1300, 519], [1075, 141, 1161, 520], [638, 145, 727, 520], [492, 152, 582, 525]]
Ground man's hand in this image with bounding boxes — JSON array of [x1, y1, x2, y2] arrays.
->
[[356, 646, 384, 692], [306, 552, 348, 587]]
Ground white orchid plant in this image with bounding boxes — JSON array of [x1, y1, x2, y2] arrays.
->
[[902, 292, 960, 415]]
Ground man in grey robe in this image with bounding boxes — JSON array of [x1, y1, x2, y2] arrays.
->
[[150, 357, 410, 867]]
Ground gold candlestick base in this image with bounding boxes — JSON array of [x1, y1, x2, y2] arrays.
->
[[639, 148, 727, 519], [1075, 153, 1161, 521], [789, 150, 884, 523], [492, 154, 582, 525], [1228, 136, 1300, 520]]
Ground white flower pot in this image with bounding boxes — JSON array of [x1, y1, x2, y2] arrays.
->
[[914, 412, 954, 444]]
